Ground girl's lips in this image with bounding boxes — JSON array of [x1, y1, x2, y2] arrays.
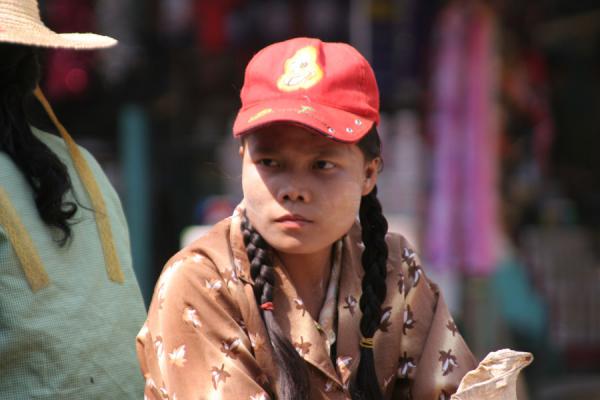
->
[[275, 214, 311, 222], [275, 214, 312, 223]]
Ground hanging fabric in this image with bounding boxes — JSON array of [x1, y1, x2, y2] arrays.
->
[[426, 1, 501, 276]]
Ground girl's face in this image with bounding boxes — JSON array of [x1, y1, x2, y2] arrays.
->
[[241, 124, 379, 257]]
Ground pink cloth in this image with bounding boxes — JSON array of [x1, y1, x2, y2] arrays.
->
[[426, 2, 500, 275]]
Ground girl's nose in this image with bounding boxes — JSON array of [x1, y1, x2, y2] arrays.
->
[[277, 181, 311, 203]]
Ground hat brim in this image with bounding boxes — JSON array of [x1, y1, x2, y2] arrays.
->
[[233, 98, 375, 143], [0, 22, 116, 49]]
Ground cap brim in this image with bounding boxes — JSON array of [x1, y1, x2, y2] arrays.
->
[[0, 23, 116, 49], [233, 98, 375, 143]]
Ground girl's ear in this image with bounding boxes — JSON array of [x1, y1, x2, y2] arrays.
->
[[362, 158, 380, 196], [239, 145, 245, 158]]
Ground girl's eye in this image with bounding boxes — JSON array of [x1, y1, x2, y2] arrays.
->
[[258, 159, 279, 168], [313, 160, 335, 170]]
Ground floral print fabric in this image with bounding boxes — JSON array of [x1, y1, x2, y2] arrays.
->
[[136, 208, 476, 399]]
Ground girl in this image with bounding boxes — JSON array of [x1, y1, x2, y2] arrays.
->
[[137, 37, 477, 400]]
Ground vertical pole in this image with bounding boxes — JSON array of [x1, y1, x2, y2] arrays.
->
[[120, 104, 152, 306]]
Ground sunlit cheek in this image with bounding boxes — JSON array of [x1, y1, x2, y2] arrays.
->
[[242, 169, 281, 240], [241, 166, 264, 217], [322, 184, 363, 228], [327, 181, 363, 208]]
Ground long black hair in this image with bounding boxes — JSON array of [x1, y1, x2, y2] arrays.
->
[[0, 43, 77, 245], [241, 127, 388, 399]]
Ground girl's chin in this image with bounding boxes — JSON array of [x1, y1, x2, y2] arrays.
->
[[268, 237, 331, 256]]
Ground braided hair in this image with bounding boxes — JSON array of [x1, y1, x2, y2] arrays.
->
[[351, 186, 388, 400], [349, 129, 388, 400], [241, 213, 310, 399], [0, 43, 77, 245], [240, 127, 388, 399]]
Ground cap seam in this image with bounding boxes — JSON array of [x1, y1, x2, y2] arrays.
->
[[236, 107, 374, 134], [240, 96, 376, 119]]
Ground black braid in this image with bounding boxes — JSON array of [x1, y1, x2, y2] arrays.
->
[[350, 185, 388, 400], [347, 127, 389, 400], [0, 44, 77, 246], [241, 212, 310, 400]]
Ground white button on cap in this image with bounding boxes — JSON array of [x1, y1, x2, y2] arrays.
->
[[355, 119, 362, 125], [346, 127, 353, 133]]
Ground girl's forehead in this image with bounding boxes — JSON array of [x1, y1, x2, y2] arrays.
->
[[245, 125, 350, 153]]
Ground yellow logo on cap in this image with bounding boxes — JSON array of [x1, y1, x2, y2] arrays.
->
[[298, 105, 314, 114], [277, 46, 323, 92], [248, 108, 273, 123]]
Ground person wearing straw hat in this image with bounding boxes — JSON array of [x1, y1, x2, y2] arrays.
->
[[0, 1, 146, 398]]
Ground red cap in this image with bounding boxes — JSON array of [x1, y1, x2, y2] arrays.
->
[[233, 37, 380, 143]]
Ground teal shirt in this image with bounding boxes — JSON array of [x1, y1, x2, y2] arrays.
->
[[0, 128, 146, 399]]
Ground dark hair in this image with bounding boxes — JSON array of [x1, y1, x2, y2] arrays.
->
[[350, 129, 388, 400], [0, 44, 77, 245], [241, 127, 388, 399], [241, 214, 310, 399]]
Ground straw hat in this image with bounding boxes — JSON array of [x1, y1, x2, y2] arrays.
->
[[0, 0, 116, 49]]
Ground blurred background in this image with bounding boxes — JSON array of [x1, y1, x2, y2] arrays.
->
[[29, 0, 600, 398]]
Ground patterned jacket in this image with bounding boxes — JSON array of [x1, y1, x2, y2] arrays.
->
[[137, 208, 476, 399]]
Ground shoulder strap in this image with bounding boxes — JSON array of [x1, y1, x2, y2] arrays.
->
[[0, 187, 49, 291], [34, 87, 124, 283]]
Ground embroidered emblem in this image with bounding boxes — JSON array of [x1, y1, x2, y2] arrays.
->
[[343, 295, 357, 315], [277, 46, 323, 92], [439, 349, 458, 376], [220, 337, 242, 359], [398, 352, 416, 377], [211, 364, 231, 389], [248, 108, 273, 123], [446, 319, 458, 336], [398, 271, 406, 296], [294, 336, 312, 357], [409, 264, 423, 287], [168, 345, 187, 367], [182, 306, 202, 328], [293, 298, 307, 316], [402, 304, 416, 334], [380, 306, 393, 332], [402, 247, 423, 289], [205, 279, 223, 291], [337, 356, 353, 374]]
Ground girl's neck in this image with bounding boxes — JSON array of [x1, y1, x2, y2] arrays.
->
[[276, 246, 333, 320]]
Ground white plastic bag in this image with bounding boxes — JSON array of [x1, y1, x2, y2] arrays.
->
[[452, 349, 533, 400]]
